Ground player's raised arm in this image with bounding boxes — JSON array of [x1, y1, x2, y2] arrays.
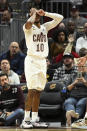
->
[[43, 11, 64, 31], [25, 8, 37, 30]]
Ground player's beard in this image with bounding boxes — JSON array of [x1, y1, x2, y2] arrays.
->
[[34, 20, 40, 24]]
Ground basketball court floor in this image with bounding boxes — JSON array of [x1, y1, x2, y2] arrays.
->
[[0, 123, 87, 131], [0, 127, 86, 131]]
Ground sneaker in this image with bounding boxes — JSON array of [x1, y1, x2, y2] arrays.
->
[[30, 116, 40, 123], [71, 119, 87, 128], [36, 116, 40, 122], [20, 120, 33, 129], [32, 122, 48, 128]]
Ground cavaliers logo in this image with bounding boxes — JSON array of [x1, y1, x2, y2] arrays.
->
[[32, 25, 36, 30], [50, 83, 56, 89]]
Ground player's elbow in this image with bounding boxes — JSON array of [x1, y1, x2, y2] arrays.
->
[[25, 21, 32, 30]]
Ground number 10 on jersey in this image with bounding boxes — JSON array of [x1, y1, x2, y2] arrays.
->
[[36, 43, 44, 52]]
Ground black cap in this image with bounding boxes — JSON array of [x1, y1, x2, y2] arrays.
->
[[63, 53, 74, 59], [71, 5, 79, 11]]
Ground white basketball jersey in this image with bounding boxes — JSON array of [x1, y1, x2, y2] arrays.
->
[[23, 24, 48, 58], [23, 12, 63, 58]]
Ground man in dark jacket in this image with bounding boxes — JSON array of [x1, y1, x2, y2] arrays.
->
[[0, 73, 25, 126], [0, 42, 25, 75]]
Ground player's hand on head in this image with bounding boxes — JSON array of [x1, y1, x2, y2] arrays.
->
[[30, 8, 37, 16], [37, 9, 45, 16]]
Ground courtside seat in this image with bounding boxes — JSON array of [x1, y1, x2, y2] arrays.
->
[[39, 81, 66, 123]]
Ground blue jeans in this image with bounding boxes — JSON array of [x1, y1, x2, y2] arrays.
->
[[5, 108, 24, 126], [64, 97, 87, 117]]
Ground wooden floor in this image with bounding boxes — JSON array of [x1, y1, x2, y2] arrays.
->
[[0, 127, 86, 131]]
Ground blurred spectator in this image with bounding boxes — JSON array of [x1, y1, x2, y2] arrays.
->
[[79, 0, 87, 13], [33, 0, 42, 9], [0, 73, 24, 126], [1, 9, 12, 24], [74, 48, 87, 72], [63, 5, 87, 36], [50, 28, 68, 60], [52, 53, 77, 86], [79, 48, 87, 57], [52, 35, 79, 64], [66, 20, 77, 46], [76, 22, 87, 54], [0, 42, 25, 75], [0, 59, 20, 85], [58, 22, 65, 29], [0, 9, 25, 54], [64, 71, 87, 126], [63, 36, 87, 72], [21, 0, 42, 17], [0, 0, 12, 12]]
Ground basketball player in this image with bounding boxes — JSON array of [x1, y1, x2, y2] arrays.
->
[[21, 8, 63, 128]]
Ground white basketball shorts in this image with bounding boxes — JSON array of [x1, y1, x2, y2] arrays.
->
[[24, 55, 47, 91]]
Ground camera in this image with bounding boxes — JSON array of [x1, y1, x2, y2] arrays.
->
[[77, 72, 82, 78]]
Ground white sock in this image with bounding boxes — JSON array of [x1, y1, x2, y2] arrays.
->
[[85, 112, 87, 118], [31, 112, 38, 122], [24, 111, 31, 121]]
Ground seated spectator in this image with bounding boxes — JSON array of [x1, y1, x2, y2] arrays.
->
[[0, 42, 25, 75], [54, 51, 79, 64], [1, 9, 12, 25], [66, 20, 77, 47], [0, 73, 25, 126], [53, 35, 79, 64], [0, 59, 20, 85], [64, 71, 87, 127], [76, 22, 87, 54], [50, 28, 68, 60], [67, 20, 76, 37], [0, 9, 13, 54], [0, 9, 25, 54], [52, 53, 77, 86]]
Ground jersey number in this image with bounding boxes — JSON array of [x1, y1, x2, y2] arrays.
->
[[36, 44, 44, 52]]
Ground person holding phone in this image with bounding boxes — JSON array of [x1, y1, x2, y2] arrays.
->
[[64, 71, 87, 126]]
